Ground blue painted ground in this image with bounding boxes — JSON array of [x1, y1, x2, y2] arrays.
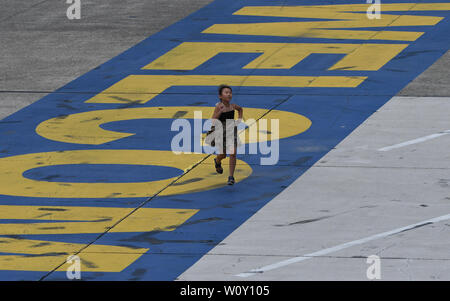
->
[[0, 0, 449, 280]]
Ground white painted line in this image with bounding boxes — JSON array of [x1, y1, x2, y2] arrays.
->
[[378, 130, 450, 151], [235, 213, 450, 278]]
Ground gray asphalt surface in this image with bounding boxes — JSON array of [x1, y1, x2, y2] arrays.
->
[[0, 0, 213, 119]]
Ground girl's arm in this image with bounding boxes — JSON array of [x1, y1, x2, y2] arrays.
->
[[211, 103, 223, 120], [233, 104, 243, 119]]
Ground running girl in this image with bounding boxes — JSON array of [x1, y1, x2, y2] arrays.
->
[[207, 85, 243, 185]]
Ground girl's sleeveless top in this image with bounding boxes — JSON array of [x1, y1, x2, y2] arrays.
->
[[218, 110, 235, 123]]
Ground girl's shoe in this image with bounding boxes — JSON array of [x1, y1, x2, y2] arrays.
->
[[227, 176, 235, 185], [214, 158, 223, 174]]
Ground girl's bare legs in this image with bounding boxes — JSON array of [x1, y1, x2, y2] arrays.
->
[[215, 153, 226, 164], [227, 149, 237, 185], [216, 151, 236, 176], [229, 152, 236, 177]]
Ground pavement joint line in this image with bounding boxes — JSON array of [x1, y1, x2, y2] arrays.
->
[[195, 254, 450, 261], [57, 251, 450, 261], [38, 94, 294, 281], [378, 130, 450, 151], [234, 212, 450, 278], [38, 154, 212, 281]]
